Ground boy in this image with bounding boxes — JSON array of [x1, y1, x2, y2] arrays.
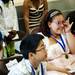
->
[[8, 34, 47, 75]]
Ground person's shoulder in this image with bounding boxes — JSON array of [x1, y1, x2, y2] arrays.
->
[[23, 0, 31, 7], [17, 59, 30, 74], [43, 0, 47, 1], [43, 0, 47, 3], [8, 59, 28, 75], [8, 65, 19, 75], [23, 0, 31, 4]]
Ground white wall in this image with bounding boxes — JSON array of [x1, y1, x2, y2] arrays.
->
[[14, 0, 59, 6], [14, 0, 24, 6], [14, 0, 75, 16]]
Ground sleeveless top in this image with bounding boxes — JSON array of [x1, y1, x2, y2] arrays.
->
[[38, 33, 75, 71], [42, 34, 70, 60], [43, 34, 75, 68], [29, 4, 44, 28]]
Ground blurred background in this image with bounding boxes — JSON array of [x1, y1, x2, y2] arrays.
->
[[14, 0, 75, 31]]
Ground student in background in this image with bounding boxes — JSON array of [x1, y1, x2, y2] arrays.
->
[[23, 0, 48, 33], [0, 0, 19, 57], [0, 0, 19, 36]]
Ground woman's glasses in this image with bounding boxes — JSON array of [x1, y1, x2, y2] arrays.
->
[[52, 20, 65, 26]]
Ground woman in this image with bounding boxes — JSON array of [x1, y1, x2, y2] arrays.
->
[[39, 9, 75, 75], [23, 0, 48, 33]]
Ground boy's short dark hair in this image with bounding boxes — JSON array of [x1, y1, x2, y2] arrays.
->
[[20, 34, 44, 59]]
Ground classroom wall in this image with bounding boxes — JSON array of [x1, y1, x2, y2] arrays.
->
[[15, 0, 75, 31]]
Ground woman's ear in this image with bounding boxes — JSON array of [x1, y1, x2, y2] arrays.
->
[[48, 21, 51, 28]]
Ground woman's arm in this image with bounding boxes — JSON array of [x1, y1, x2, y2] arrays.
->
[[23, 0, 30, 33], [43, 0, 48, 11], [41, 0, 48, 21], [64, 18, 75, 54], [46, 62, 71, 75], [66, 32, 75, 54]]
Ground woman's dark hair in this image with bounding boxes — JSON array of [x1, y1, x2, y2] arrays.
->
[[40, 9, 63, 37], [20, 34, 44, 59], [66, 11, 75, 34]]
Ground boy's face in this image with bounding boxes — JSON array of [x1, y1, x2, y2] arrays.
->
[[33, 40, 47, 62]]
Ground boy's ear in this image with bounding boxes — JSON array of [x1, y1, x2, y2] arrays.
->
[[48, 21, 51, 28], [29, 52, 34, 58]]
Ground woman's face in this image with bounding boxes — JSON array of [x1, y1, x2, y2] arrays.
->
[[48, 15, 65, 35]]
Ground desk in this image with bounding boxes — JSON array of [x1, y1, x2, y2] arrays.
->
[[0, 54, 23, 62], [0, 54, 23, 75]]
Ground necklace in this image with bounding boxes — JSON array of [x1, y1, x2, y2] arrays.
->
[[51, 35, 69, 59], [31, 63, 44, 75], [24, 59, 44, 75]]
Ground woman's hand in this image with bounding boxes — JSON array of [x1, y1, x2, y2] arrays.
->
[[64, 17, 73, 33]]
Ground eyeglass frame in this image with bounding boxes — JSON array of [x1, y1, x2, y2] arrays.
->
[[36, 45, 46, 52]]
